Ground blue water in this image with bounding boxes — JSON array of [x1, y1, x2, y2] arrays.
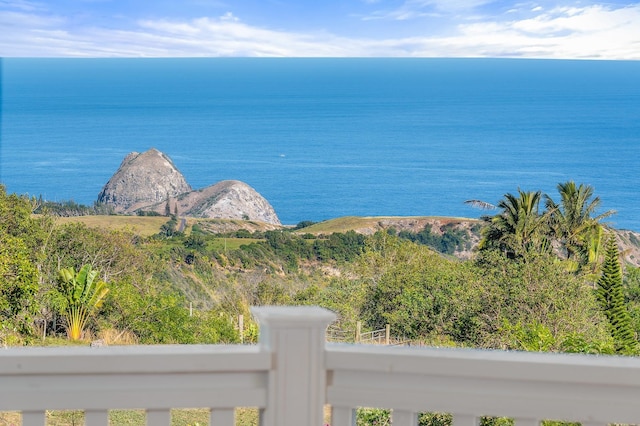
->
[[1, 58, 639, 230]]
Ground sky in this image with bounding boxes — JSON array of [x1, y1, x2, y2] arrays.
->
[[0, 0, 639, 59]]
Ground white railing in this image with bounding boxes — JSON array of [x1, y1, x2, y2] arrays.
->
[[2, 306, 640, 426]]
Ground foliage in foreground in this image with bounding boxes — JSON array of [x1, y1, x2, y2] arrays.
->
[[596, 234, 638, 354], [0, 182, 638, 355], [54, 265, 109, 340]]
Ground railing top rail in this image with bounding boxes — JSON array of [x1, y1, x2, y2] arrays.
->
[[326, 343, 640, 385], [326, 343, 640, 424], [0, 344, 269, 375]]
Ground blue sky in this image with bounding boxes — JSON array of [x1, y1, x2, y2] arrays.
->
[[1, 0, 639, 58]]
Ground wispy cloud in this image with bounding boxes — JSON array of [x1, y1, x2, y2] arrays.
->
[[0, 0, 44, 12], [362, 0, 497, 20], [1, 3, 639, 58]]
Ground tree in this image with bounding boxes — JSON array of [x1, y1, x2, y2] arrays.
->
[[164, 193, 171, 217], [479, 189, 549, 258], [55, 265, 109, 341], [546, 181, 615, 268], [596, 234, 637, 355], [0, 236, 39, 337]]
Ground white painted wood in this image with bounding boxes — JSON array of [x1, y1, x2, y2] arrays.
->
[[393, 409, 418, 426], [3, 307, 640, 426], [331, 406, 355, 426], [21, 411, 45, 426], [453, 414, 478, 426], [85, 410, 109, 425], [0, 344, 269, 412], [210, 408, 234, 425], [146, 409, 171, 426], [2, 371, 267, 411], [326, 344, 640, 424], [514, 417, 539, 426], [252, 306, 336, 426], [0, 344, 267, 375]]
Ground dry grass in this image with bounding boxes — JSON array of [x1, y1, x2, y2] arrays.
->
[[0, 408, 259, 425], [97, 328, 139, 346], [0, 412, 20, 426], [54, 215, 171, 237]]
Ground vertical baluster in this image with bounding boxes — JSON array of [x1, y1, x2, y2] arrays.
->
[[22, 411, 46, 426], [210, 408, 235, 425], [85, 410, 109, 426], [146, 409, 171, 426], [331, 406, 356, 426], [454, 414, 479, 426], [393, 409, 418, 426]]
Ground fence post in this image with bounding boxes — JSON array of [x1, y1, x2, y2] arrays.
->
[[252, 306, 336, 426], [386, 324, 390, 345], [356, 321, 362, 343]]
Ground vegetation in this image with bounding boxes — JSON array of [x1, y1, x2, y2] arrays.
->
[[54, 264, 109, 340], [479, 181, 615, 274], [397, 222, 477, 255], [2, 180, 640, 425], [597, 234, 637, 354], [33, 197, 115, 216]]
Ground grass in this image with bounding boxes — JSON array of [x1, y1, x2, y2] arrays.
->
[[0, 408, 259, 425], [207, 238, 262, 251], [55, 216, 170, 237], [295, 216, 382, 234], [54, 216, 282, 238], [297, 215, 468, 234]]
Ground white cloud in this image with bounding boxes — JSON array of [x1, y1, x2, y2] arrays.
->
[[1, 3, 639, 59], [455, 4, 640, 58]]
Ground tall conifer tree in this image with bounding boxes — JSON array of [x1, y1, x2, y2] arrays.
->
[[596, 234, 637, 355]]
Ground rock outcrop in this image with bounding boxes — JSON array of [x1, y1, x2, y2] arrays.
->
[[146, 180, 281, 225], [97, 148, 192, 213], [98, 148, 281, 225]]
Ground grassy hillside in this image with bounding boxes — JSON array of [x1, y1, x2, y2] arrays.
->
[[54, 216, 283, 237], [297, 216, 479, 234], [52, 214, 640, 266], [55, 215, 171, 236]]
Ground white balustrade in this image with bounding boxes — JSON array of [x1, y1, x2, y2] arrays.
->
[[2, 306, 640, 426]]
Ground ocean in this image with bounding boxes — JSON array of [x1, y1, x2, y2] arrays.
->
[[1, 58, 639, 230]]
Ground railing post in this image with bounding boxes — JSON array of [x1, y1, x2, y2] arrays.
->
[[252, 306, 336, 426]]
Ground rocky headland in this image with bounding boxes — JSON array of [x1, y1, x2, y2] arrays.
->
[[97, 148, 281, 225]]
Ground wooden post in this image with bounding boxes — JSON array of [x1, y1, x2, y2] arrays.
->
[[252, 306, 336, 426], [239, 314, 244, 344], [356, 321, 361, 343], [386, 324, 390, 345]]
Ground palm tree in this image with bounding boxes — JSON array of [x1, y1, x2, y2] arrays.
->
[[479, 189, 550, 258], [57, 264, 109, 341], [545, 181, 615, 268]]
